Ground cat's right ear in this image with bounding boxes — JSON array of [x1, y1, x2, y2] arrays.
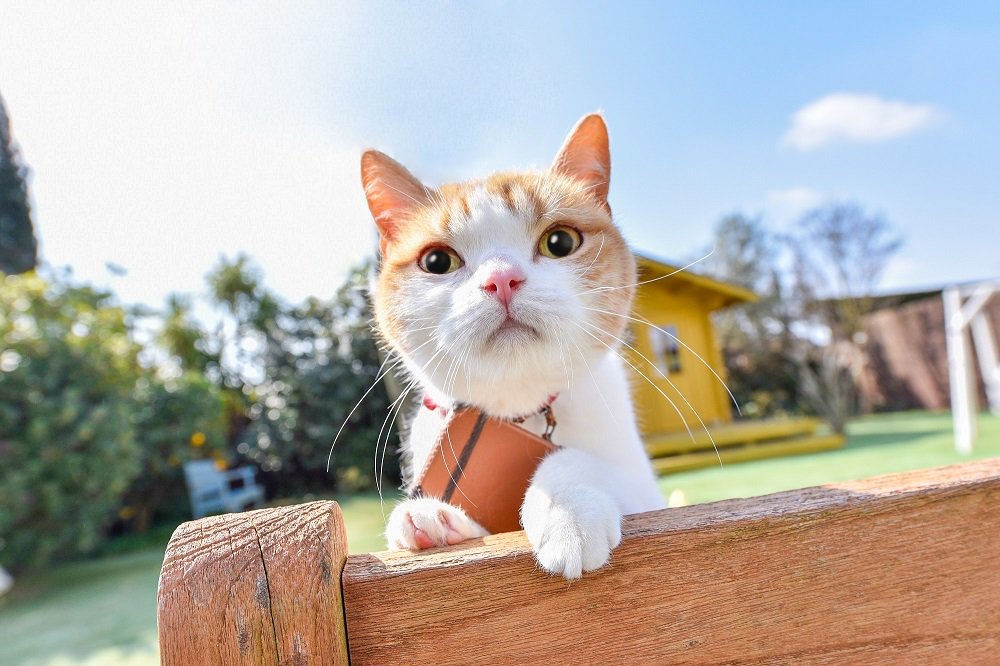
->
[[361, 150, 430, 250], [551, 113, 611, 212]]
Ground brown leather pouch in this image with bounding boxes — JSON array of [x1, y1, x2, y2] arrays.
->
[[411, 407, 558, 534]]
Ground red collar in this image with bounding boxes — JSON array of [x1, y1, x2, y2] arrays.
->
[[422, 393, 557, 420]]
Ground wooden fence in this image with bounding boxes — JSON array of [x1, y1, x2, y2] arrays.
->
[[158, 459, 1000, 664]]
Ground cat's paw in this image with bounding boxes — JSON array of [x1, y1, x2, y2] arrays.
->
[[521, 485, 622, 580], [385, 497, 489, 551]]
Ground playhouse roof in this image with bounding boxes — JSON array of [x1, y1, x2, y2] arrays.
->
[[635, 252, 758, 309]]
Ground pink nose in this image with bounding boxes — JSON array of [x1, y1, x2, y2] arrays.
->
[[482, 267, 525, 308]]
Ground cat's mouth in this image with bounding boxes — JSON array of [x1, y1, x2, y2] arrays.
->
[[486, 317, 540, 343]]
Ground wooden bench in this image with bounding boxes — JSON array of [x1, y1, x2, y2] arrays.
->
[[157, 458, 1000, 664]]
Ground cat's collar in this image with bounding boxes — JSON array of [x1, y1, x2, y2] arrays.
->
[[422, 393, 558, 426]]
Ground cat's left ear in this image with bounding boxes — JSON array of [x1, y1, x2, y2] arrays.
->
[[551, 113, 611, 211], [361, 150, 431, 250]]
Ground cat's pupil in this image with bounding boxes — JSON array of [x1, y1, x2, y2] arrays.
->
[[424, 249, 452, 274], [546, 230, 575, 257]]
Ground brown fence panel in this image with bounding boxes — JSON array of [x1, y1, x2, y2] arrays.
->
[[343, 460, 1000, 665]]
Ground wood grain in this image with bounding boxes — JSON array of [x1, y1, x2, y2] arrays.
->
[[343, 459, 1000, 665], [157, 501, 349, 666]]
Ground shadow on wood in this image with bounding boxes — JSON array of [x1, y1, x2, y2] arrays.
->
[[158, 459, 1000, 665]]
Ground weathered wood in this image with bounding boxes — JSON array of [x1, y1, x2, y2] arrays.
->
[[343, 459, 1000, 665], [157, 501, 349, 666]]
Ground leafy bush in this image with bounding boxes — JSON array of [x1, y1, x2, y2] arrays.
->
[[0, 274, 141, 570], [123, 372, 229, 530], [226, 264, 397, 495]]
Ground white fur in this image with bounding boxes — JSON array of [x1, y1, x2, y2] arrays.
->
[[382, 189, 664, 579]]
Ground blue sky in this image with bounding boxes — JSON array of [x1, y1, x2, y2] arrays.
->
[[2, 2, 998, 307]]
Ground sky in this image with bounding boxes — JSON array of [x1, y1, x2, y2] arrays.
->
[[1, 1, 998, 308]]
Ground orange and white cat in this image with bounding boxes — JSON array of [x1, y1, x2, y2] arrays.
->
[[361, 114, 664, 579]]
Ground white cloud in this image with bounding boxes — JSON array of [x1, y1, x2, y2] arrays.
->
[[781, 93, 941, 151]]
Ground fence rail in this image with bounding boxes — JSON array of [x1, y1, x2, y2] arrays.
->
[[158, 458, 1000, 665]]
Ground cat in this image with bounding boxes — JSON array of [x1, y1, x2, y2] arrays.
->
[[360, 113, 665, 579]]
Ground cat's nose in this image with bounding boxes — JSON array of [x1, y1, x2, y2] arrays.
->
[[482, 267, 525, 308]]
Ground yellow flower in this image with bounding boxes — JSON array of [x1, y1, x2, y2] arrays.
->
[[118, 506, 136, 520], [213, 457, 227, 471], [190, 431, 206, 447], [167, 454, 181, 467]]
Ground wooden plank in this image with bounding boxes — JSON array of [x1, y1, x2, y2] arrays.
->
[[251, 502, 350, 666], [645, 417, 822, 456], [157, 512, 278, 665], [652, 432, 845, 474], [342, 459, 1000, 665], [158, 501, 350, 666]]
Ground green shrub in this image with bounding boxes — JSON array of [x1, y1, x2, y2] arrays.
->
[[0, 273, 142, 571], [123, 372, 229, 530]]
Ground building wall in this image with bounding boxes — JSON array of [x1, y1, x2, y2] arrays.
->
[[860, 294, 1000, 411], [627, 285, 733, 436]]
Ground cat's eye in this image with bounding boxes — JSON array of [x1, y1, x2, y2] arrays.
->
[[418, 247, 462, 274], [539, 226, 582, 258]]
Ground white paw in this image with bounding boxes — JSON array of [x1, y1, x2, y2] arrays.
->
[[385, 497, 489, 551], [521, 485, 622, 580]]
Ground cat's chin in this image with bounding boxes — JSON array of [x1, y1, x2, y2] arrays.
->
[[484, 318, 540, 346]]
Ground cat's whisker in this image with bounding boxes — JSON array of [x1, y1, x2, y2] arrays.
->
[[382, 181, 428, 207], [374, 381, 416, 521], [395, 333, 473, 507], [582, 305, 742, 417], [569, 320, 701, 453], [574, 232, 606, 281], [327, 339, 432, 473], [371, 354, 423, 488], [581, 319, 723, 469], [579, 248, 716, 296], [368, 336, 452, 506], [434, 338, 480, 509], [564, 331, 620, 426], [549, 324, 573, 394]]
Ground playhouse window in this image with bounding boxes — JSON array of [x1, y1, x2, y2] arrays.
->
[[650, 325, 682, 375]]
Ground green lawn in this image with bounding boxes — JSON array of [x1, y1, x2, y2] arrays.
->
[[657, 410, 1000, 504], [0, 493, 391, 666], [1, 410, 997, 666]]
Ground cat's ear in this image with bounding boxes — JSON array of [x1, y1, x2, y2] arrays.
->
[[361, 150, 431, 247], [551, 113, 611, 211]]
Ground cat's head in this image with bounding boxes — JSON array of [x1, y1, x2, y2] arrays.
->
[[362, 114, 635, 418]]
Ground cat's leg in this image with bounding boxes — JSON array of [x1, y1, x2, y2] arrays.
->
[[522, 448, 649, 579], [385, 497, 490, 550]]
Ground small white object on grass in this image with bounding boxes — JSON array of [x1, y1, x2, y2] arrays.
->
[[0, 564, 13, 596], [667, 489, 688, 508]]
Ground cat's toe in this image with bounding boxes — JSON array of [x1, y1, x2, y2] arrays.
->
[[385, 498, 486, 551], [522, 486, 622, 580]]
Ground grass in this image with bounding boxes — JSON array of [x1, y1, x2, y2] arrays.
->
[[1, 410, 996, 665], [0, 493, 393, 666], [658, 410, 1000, 504]]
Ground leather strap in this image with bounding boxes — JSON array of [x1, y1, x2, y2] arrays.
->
[[438, 411, 489, 503]]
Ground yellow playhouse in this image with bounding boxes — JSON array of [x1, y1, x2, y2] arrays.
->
[[628, 253, 844, 473]]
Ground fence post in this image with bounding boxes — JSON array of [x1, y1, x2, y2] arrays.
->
[[157, 501, 350, 666]]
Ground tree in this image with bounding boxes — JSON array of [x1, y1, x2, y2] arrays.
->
[[0, 273, 141, 570], [242, 264, 396, 494], [123, 371, 229, 531], [202, 256, 396, 495], [0, 92, 37, 275], [701, 214, 799, 417], [786, 203, 903, 431]]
